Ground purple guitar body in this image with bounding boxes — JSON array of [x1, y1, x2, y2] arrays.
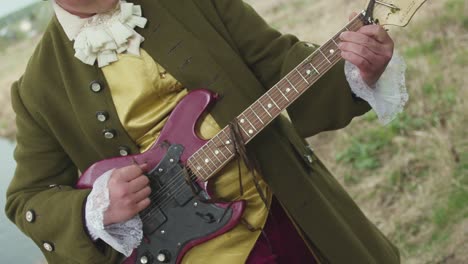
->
[[77, 89, 246, 264]]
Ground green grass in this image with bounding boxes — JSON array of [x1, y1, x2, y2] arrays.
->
[[336, 112, 428, 175], [404, 38, 442, 59], [336, 127, 396, 171]]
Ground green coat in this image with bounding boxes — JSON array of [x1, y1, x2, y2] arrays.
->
[[5, 0, 399, 263]]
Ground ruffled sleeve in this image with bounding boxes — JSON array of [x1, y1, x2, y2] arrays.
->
[[344, 51, 409, 125], [85, 169, 143, 257]]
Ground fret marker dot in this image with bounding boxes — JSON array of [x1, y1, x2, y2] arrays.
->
[[267, 103, 273, 109], [225, 140, 231, 145], [197, 166, 202, 171], [204, 158, 210, 163], [240, 119, 245, 123], [286, 88, 291, 93], [215, 150, 220, 155], [248, 129, 254, 134], [306, 70, 312, 75], [329, 49, 335, 54]]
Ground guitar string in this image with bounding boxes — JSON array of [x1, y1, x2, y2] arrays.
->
[[142, 13, 365, 200], [141, 50, 344, 222], [140, 13, 365, 204], [141, 11, 364, 194], [140, 15, 365, 219], [140, 46, 349, 222], [140, 16, 365, 221], [141, 52, 343, 223], [140, 15, 364, 221]]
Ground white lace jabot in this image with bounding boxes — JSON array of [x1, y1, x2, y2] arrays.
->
[[53, 0, 147, 67]]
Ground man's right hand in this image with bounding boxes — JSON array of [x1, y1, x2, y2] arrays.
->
[[103, 164, 152, 226]]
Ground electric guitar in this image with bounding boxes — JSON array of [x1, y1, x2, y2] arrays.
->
[[76, 1, 427, 263]]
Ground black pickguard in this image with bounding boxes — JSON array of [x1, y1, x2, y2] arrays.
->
[[135, 144, 233, 264]]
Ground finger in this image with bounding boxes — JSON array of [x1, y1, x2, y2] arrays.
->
[[338, 42, 379, 65], [339, 31, 388, 56], [116, 164, 146, 182], [139, 163, 149, 173], [340, 50, 373, 72], [128, 175, 150, 192], [136, 198, 151, 212], [349, 12, 358, 21], [133, 186, 152, 202], [358, 24, 392, 44]]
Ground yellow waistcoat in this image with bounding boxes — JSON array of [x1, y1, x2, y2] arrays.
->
[[102, 50, 271, 263]]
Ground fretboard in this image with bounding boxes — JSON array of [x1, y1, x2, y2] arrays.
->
[[187, 14, 366, 181]]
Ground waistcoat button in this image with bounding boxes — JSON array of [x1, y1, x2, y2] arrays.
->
[[119, 146, 130, 156], [103, 129, 116, 139], [96, 111, 109, 122], [90, 81, 103, 93]]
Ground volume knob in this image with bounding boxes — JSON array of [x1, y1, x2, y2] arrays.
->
[[156, 250, 171, 263], [140, 255, 149, 264]]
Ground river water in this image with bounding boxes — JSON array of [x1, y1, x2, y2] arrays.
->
[[0, 138, 44, 263]]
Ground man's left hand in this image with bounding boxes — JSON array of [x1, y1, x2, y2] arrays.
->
[[338, 12, 394, 86]]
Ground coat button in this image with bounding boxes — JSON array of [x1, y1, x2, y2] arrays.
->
[[119, 146, 130, 156], [304, 154, 314, 164], [103, 129, 116, 139], [89, 81, 103, 93], [25, 210, 35, 223], [43, 242, 54, 252], [96, 111, 109, 122]]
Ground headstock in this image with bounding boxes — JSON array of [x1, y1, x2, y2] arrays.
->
[[363, 0, 428, 27]]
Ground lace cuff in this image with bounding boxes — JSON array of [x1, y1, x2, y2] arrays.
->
[[344, 51, 409, 125], [85, 169, 143, 257]]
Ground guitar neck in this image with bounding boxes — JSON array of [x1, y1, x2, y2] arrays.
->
[[187, 13, 366, 181]]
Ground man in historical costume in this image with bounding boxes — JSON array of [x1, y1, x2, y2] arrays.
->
[[5, 0, 407, 263]]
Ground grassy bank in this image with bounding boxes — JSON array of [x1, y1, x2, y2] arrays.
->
[[245, 0, 467, 262]]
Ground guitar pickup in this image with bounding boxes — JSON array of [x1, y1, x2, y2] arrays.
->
[[142, 208, 167, 235]]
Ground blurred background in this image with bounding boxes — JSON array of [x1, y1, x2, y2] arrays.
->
[[0, 0, 466, 263]]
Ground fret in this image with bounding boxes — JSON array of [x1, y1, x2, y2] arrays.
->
[[191, 14, 368, 182], [200, 146, 217, 171], [319, 49, 331, 64], [206, 141, 222, 164], [277, 86, 290, 102], [221, 129, 234, 155], [250, 106, 264, 125], [266, 93, 281, 110], [190, 157, 208, 179], [331, 38, 339, 46], [213, 135, 228, 159], [278, 81, 296, 100], [295, 69, 310, 84], [309, 63, 320, 74], [286, 78, 299, 93], [237, 116, 250, 137], [242, 113, 257, 136], [259, 99, 272, 117]]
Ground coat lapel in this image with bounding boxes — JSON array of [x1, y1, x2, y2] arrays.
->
[[136, 0, 264, 127]]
